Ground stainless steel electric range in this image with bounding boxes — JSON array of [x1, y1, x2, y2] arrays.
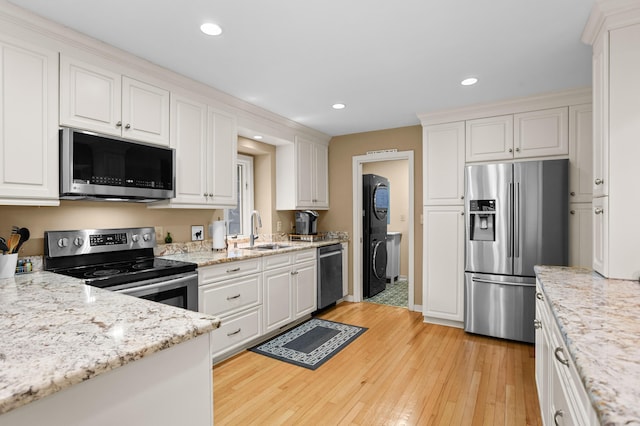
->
[[44, 227, 198, 311]]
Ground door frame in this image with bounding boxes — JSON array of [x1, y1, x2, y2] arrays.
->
[[352, 150, 415, 310]]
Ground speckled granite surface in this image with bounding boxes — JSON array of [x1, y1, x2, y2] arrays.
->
[[159, 238, 347, 267], [534, 265, 640, 426], [0, 272, 220, 415]]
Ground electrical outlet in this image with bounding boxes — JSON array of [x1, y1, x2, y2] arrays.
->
[[277, 221, 282, 232], [154, 226, 164, 238]]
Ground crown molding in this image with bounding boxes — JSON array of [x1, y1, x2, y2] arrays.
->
[[582, 0, 640, 45], [417, 87, 592, 127]]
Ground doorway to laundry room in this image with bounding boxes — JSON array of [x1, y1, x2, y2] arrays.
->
[[351, 150, 414, 310]]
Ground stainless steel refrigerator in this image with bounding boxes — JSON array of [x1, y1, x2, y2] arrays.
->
[[464, 159, 568, 343]]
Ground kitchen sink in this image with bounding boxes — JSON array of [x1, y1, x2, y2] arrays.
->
[[245, 244, 290, 251]]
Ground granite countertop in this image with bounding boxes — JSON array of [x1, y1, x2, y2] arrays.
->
[[0, 271, 220, 416], [159, 238, 346, 267], [534, 265, 640, 425]]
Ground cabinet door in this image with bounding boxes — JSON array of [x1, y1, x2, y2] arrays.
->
[[592, 34, 608, 198], [568, 104, 593, 203], [534, 290, 551, 425], [0, 38, 59, 205], [569, 203, 593, 268], [296, 138, 314, 207], [592, 197, 608, 276], [59, 55, 121, 136], [423, 122, 465, 205], [423, 206, 464, 323], [170, 95, 208, 204], [207, 108, 237, 206], [342, 242, 349, 297], [465, 115, 514, 162], [312, 143, 329, 208], [514, 107, 569, 158], [122, 76, 170, 146], [293, 261, 317, 318], [263, 267, 293, 333]]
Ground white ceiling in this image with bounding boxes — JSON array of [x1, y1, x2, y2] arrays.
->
[[9, 0, 594, 137]]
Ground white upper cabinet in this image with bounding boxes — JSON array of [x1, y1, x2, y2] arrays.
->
[[0, 36, 59, 206], [568, 104, 593, 203], [466, 115, 514, 162], [206, 107, 238, 207], [60, 55, 170, 146], [592, 33, 608, 198], [466, 108, 569, 163], [423, 121, 465, 205], [276, 136, 329, 210], [514, 107, 568, 158], [150, 95, 237, 209]]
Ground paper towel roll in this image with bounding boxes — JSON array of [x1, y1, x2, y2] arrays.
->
[[212, 221, 226, 249]]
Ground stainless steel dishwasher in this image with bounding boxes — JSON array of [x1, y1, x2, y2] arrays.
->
[[317, 243, 343, 310]]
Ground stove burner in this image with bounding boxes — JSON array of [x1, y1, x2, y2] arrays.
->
[[132, 263, 151, 271], [88, 269, 123, 278]]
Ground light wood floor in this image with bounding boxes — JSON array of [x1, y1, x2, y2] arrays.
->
[[213, 302, 541, 425]]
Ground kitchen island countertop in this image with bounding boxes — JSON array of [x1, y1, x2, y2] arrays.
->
[[534, 265, 640, 425], [0, 271, 220, 416]]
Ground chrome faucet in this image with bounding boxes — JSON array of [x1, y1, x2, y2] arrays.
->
[[249, 210, 262, 247]]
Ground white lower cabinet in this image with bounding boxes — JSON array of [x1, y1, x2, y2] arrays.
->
[[198, 248, 318, 362], [263, 249, 317, 334], [422, 205, 465, 326], [198, 259, 263, 362], [535, 282, 598, 425]]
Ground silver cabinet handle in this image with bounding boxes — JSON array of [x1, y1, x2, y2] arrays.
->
[[508, 148, 513, 153], [553, 410, 564, 426], [534, 319, 542, 329], [460, 195, 464, 200], [595, 178, 603, 185], [291, 271, 299, 275], [570, 210, 575, 215], [460, 211, 464, 216], [570, 191, 576, 196], [536, 292, 544, 301], [125, 123, 131, 129], [594, 208, 604, 215], [227, 328, 241, 337], [226, 267, 241, 273], [515, 147, 520, 152], [554, 347, 570, 367], [116, 121, 122, 127], [226, 294, 241, 300]]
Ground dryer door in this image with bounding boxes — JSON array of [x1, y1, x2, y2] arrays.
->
[[372, 239, 388, 279]]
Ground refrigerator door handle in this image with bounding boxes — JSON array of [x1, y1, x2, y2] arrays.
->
[[507, 182, 513, 258], [471, 277, 535, 287], [514, 182, 520, 258]]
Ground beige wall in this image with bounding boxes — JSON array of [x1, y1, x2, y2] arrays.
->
[[363, 160, 409, 278], [320, 125, 423, 305]]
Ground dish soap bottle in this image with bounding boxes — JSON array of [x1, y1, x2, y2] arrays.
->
[[164, 232, 173, 244]]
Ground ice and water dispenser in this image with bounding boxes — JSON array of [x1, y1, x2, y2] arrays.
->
[[469, 199, 496, 241]]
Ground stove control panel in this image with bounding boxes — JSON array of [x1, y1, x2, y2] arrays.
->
[[45, 227, 157, 258]]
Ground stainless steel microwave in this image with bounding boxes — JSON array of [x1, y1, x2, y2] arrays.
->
[[59, 127, 176, 201]]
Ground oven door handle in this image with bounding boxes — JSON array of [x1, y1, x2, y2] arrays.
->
[[115, 273, 197, 294]]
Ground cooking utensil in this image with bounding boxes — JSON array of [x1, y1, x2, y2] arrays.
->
[[7, 234, 20, 254], [0, 237, 8, 254], [14, 228, 30, 253]]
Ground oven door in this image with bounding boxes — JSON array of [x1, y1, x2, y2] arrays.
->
[[115, 272, 198, 311]]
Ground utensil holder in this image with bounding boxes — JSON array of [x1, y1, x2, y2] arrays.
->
[[0, 253, 18, 278]]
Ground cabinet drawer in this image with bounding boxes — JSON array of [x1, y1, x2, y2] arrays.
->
[[199, 274, 261, 317], [294, 249, 316, 263], [263, 253, 291, 270], [198, 258, 262, 283], [211, 307, 261, 356]]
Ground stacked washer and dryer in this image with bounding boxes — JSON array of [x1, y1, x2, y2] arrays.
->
[[362, 174, 389, 298]]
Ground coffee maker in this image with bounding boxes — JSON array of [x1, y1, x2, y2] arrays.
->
[[295, 210, 319, 235]]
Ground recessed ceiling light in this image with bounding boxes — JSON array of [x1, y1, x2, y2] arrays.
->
[[461, 77, 478, 86], [200, 23, 222, 36], [332, 103, 346, 110], [254, 135, 263, 140]]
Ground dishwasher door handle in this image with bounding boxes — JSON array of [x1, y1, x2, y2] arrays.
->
[[319, 250, 342, 259]]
